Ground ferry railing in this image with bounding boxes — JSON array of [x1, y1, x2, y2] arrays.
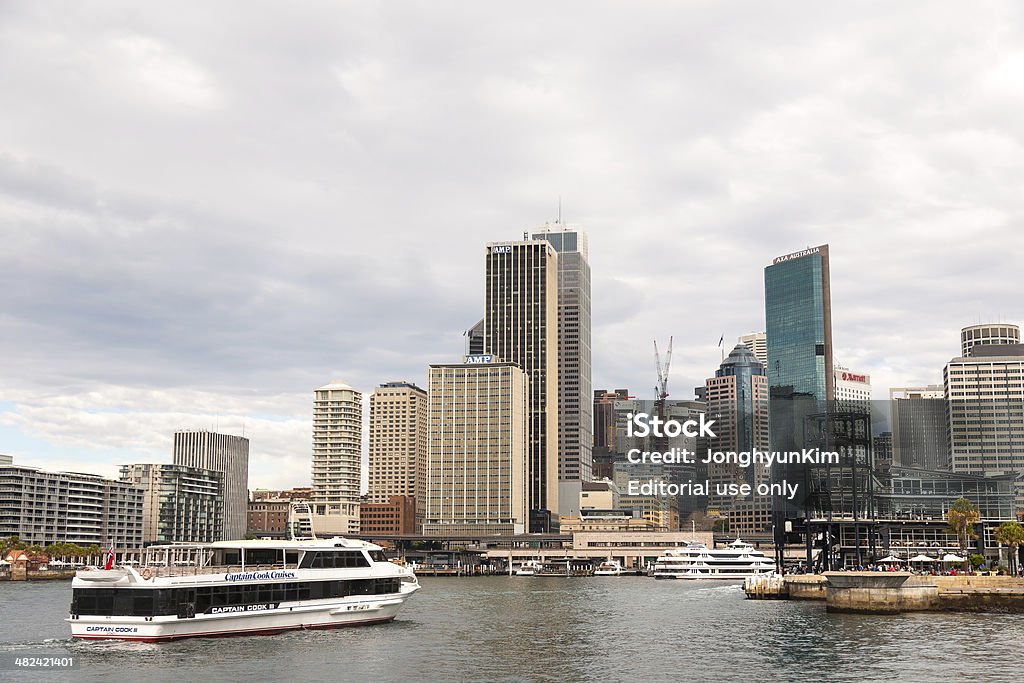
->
[[140, 563, 299, 579]]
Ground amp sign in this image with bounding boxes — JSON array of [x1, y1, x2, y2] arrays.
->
[[465, 355, 494, 364], [492, 245, 512, 254]]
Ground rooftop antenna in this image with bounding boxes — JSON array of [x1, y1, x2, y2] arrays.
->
[[557, 196, 562, 224]]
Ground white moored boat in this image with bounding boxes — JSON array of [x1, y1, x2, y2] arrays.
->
[[652, 538, 776, 579], [593, 560, 624, 576], [514, 560, 542, 576], [68, 537, 419, 642]]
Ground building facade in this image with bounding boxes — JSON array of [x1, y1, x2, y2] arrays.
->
[[530, 225, 593, 487], [247, 499, 290, 539], [738, 332, 768, 367], [120, 463, 223, 544], [765, 245, 834, 404], [172, 430, 249, 541], [311, 381, 362, 535], [0, 463, 143, 549], [704, 343, 770, 515], [592, 389, 630, 480], [961, 323, 1020, 357], [944, 343, 1024, 512], [359, 495, 416, 536], [368, 381, 428, 529], [834, 366, 872, 410], [423, 359, 529, 536], [889, 386, 947, 470], [484, 240, 559, 531]]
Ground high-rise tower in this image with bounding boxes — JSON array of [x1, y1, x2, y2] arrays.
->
[[530, 225, 593, 489], [484, 240, 559, 531], [172, 431, 249, 540], [310, 380, 362, 535]]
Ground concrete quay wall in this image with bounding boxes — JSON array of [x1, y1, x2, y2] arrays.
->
[[823, 573, 1024, 614]]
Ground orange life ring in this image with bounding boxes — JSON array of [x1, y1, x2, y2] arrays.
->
[[141, 567, 153, 580]]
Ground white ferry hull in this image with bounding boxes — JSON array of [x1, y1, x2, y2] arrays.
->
[[69, 595, 410, 642]]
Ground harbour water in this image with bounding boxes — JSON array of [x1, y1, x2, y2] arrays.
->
[[2, 577, 1022, 681]]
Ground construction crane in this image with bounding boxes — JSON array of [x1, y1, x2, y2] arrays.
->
[[654, 336, 674, 401]]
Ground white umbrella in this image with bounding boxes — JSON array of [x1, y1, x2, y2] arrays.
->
[[910, 554, 936, 562], [0, 559, 9, 566], [942, 553, 966, 563], [879, 555, 904, 563]]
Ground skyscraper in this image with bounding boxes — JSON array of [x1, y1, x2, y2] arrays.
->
[[423, 358, 529, 536], [464, 318, 485, 356], [172, 431, 249, 540], [311, 380, 362, 535], [765, 245, 834, 403], [889, 386, 947, 470], [738, 332, 768, 367], [765, 245, 847, 567], [704, 344, 770, 512], [484, 240, 559, 531], [368, 381, 428, 526], [944, 343, 1024, 512], [530, 225, 593, 488]]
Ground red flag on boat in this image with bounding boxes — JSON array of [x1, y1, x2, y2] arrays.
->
[[104, 542, 115, 570]]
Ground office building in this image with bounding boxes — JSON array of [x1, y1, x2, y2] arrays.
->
[[890, 386, 947, 470], [247, 498, 290, 539], [530, 225, 593, 488], [172, 431, 249, 541], [368, 382, 428, 531], [944, 343, 1024, 511], [704, 343, 770, 513], [120, 463, 223, 544], [592, 389, 630, 480], [464, 318, 485, 356], [765, 245, 834, 403], [0, 454, 12, 466], [310, 380, 362, 535], [738, 332, 768, 367], [359, 495, 416, 536], [422, 359, 528, 536], [961, 323, 1020, 357], [0, 462, 143, 549], [484, 240, 559, 531]]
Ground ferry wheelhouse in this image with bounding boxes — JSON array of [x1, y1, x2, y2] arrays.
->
[[652, 539, 777, 579], [68, 537, 419, 641]]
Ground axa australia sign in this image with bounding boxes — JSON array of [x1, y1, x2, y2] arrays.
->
[[773, 245, 823, 265]]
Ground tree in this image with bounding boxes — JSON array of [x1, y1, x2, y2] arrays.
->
[[946, 497, 980, 571], [994, 521, 1024, 576]]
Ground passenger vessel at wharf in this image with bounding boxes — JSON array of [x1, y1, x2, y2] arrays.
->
[[652, 538, 777, 579], [68, 537, 419, 641]]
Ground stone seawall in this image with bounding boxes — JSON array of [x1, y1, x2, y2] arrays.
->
[[824, 573, 1024, 614]]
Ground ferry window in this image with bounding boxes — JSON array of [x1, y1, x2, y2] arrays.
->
[[247, 549, 280, 565], [369, 550, 387, 562], [224, 552, 240, 565], [285, 551, 300, 565]]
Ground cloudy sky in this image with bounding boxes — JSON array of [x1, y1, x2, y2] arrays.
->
[[2, 2, 1023, 490]]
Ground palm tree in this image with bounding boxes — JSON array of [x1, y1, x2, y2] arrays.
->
[[994, 521, 1024, 575], [946, 497, 980, 571]]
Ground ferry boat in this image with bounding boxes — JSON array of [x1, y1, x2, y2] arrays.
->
[[652, 538, 777, 579], [68, 537, 419, 641], [593, 560, 625, 576], [514, 560, 542, 576]]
